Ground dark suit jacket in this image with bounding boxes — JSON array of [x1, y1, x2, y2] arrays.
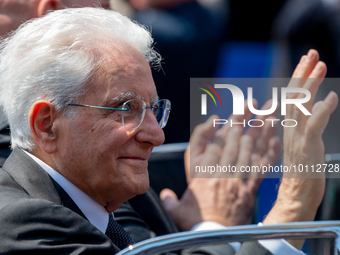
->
[[0, 148, 119, 254], [0, 148, 272, 255]]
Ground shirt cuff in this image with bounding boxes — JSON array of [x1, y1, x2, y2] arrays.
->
[[191, 221, 225, 231], [258, 239, 305, 255]]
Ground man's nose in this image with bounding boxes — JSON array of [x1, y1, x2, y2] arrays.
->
[[135, 108, 165, 146]]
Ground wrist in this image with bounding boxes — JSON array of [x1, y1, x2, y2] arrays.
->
[[263, 196, 316, 251], [264, 183, 320, 225], [278, 178, 323, 217]]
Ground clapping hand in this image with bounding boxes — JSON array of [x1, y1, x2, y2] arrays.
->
[[160, 99, 281, 231], [263, 49, 338, 249]]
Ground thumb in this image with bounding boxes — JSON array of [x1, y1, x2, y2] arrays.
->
[[159, 188, 179, 215]]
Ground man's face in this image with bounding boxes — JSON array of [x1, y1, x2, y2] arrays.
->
[[53, 44, 165, 212]]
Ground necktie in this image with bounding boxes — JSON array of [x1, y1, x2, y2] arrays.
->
[[105, 212, 135, 250], [114, 201, 154, 242]]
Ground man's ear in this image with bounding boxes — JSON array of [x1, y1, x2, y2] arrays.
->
[[29, 100, 58, 154], [36, 0, 61, 17]]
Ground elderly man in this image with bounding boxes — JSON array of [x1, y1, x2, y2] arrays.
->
[[0, 7, 337, 255], [0, 0, 279, 248]]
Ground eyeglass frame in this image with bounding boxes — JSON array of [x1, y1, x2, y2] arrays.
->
[[63, 98, 171, 130]]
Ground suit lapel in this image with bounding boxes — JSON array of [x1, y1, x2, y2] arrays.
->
[[3, 148, 88, 220], [2, 148, 87, 220], [49, 177, 87, 219], [3, 148, 61, 205]]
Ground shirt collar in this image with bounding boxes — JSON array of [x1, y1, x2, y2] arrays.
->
[[22, 149, 109, 234]]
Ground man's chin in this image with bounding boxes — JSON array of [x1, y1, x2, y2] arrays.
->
[[126, 175, 150, 197], [106, 179, 149, 212], [135, 177, 150, 195]]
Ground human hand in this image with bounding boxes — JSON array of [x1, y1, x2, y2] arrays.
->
[[263, 49, 338, 249], [160, 101, 281, 231], [184, 99, 281, 183]]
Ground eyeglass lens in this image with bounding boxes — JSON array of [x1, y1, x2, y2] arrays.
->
[[122, 99, 146, 129], [122, 99, 171, 129], [154, 99, 171, 128]]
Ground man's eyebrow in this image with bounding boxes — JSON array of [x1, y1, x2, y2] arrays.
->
[[103, 93, 159, 107], [104, 92, 140, 107], [151, 95, 159, 105]]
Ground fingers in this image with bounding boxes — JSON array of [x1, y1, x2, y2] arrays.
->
[[305, 91, 338, 140], [187, 115, 219, 179], [235, 135, 254, 178], [245, 99, 280, 156], [159, 188, 179, 216], [219, 126, 243, 167], [255, 117, 279, 155], [189, 99, 260, 178], [248, 136, 281, 186], [291, 55, 307, 78], [219, 99, 257, 140], [291, 50, 319, 79], [286, 50, 327, 121], [232, 99, 257, 123], [300, 61, 327, 113], [189, 115, 219, 158], [256, 136, 281, 173], [160, 188, 198, 231]]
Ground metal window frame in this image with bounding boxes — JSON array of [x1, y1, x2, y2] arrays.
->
[[117, 221, 340, 255]]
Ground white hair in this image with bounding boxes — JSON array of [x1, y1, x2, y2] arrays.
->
[[0, 7, 161, 151]]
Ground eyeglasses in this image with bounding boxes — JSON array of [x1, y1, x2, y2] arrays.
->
[[64, 99, 171, 130]]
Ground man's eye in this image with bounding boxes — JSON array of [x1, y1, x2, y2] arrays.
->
[[122, 100, 144, 112], [122, 102, 133, 111]]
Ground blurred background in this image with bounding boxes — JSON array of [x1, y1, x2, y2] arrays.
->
[[110, 0, 340, 251]]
